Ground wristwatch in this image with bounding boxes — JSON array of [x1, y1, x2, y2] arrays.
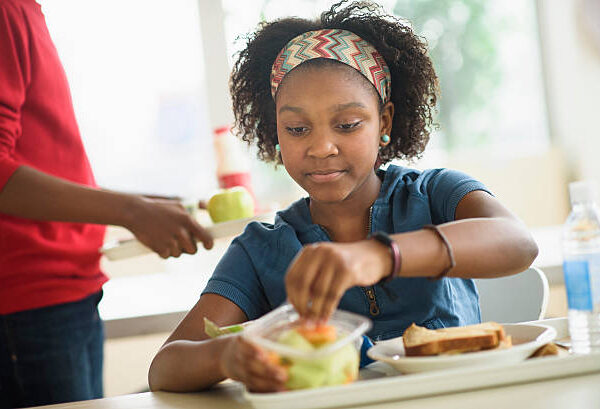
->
[[370, 231, 402, 282]]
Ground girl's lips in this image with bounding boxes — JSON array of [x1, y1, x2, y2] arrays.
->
[[306, 170, 346, 182]]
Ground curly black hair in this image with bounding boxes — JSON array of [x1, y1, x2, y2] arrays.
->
[[230, 0, 438, 164]]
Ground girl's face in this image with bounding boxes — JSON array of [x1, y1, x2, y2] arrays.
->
[[275, 63, 393, 204]]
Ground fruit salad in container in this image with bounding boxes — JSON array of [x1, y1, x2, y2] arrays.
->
[[242, 303, 371, 390]]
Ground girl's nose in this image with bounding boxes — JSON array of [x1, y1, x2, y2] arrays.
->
[[306, 133, 338, 158]]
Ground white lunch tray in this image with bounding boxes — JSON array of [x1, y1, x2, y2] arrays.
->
[[244, 318, 600, 409]]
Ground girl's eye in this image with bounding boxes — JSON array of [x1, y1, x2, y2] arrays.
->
[[286, 126, 308, 135], [338, 121, 362, 131]]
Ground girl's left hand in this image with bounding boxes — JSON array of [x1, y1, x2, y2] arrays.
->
[[285, 240, 392, 320]]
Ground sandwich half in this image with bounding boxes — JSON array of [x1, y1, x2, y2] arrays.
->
[[402, 322, 508, 356]]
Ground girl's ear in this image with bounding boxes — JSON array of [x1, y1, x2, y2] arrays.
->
[[380, 101, 394, 138]]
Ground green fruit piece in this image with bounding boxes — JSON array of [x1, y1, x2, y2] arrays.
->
[[285, 361, 328, 389], [277, 329, 316, 352], [278, 329, 359, 390], [204, 318, 222, 338], [220, 324, 244, 334], [311, 344, 358, 383], [335, 343, 359, 382], [203, 317, 245, 338], [323, 369, 347, 386], [207, 186, 254, 223]]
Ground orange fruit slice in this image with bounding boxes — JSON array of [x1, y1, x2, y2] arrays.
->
[[296, 324, 337, 346]]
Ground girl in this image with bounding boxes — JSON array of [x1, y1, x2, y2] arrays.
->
[[149, 0, 538, 393]]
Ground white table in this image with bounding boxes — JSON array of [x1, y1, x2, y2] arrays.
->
[[37, 371, 600, 409]]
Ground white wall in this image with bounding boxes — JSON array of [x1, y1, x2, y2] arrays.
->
[[537, 0, 600, 185]]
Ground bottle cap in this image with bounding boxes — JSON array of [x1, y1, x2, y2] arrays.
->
[[569, 181, 598, 204]]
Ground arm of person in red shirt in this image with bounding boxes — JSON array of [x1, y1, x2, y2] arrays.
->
[[0, 166, 214, 258], [0, 4, 213, 258]]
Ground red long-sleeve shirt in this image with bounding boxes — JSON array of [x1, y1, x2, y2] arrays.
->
[[0, 0, 107, 314]]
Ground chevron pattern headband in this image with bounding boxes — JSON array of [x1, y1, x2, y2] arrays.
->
[[270, 29, 392, 103]]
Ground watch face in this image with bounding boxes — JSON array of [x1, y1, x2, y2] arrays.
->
[[373, 232, 392, 245]]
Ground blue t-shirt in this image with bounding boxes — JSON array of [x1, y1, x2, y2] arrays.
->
[[202, 165, 491, 341]]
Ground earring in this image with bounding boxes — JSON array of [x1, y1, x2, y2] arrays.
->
[[275, 143, 280, 152], [380, 134, 390, 144]]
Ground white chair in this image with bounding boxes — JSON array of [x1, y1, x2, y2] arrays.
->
[[474, 267, 549, 323]]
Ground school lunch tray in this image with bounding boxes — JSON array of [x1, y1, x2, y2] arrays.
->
[[243, 318, 600, 409]]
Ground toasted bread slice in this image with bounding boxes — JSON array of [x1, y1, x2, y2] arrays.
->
[[403, 322, 506, 356]]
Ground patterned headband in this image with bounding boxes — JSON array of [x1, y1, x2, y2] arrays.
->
[[270, 29, 392, 103]]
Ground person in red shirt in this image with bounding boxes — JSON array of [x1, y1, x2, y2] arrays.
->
[[0, 1, 213, 407]]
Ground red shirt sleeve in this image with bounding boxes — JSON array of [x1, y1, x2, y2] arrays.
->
[[0, 3, 30, 191]]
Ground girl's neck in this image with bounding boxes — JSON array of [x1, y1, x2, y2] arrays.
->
[[310, 171, 382, 242]]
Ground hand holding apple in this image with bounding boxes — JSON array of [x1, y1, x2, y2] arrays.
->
[[207, 186, 255, 223]]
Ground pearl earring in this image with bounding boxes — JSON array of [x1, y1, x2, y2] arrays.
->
[[381, 134, 390, 144], [275, 143, 280, 152]]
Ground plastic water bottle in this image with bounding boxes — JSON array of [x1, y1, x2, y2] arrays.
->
[[562, 181, 600, 354]]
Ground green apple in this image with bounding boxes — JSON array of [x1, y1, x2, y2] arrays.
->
[[207, 186, 254, 223]]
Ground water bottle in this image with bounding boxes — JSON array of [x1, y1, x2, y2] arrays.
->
[[562, 181, 600, 354]]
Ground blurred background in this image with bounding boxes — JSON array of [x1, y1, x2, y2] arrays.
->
[[41, 0, 600, 397]]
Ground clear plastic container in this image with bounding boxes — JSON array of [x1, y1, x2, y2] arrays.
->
[[242, 303, 372, 390]]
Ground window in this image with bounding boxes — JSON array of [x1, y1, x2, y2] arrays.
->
[[43, 0, 215, 198], [393, 0, 549, 155], [223, 0, 549, 160], [43, 0, 551, 207]]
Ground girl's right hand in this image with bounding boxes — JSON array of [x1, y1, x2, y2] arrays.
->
[[124, 197, 214, 258], [220, 336, 288, 393]]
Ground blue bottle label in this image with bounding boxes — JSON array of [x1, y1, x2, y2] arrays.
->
[[563, 259, 595, 310]]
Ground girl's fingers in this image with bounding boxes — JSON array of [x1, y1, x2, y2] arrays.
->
[[226, 338, 256, 381], [246, 375, 286, 393], [239, 339, 287, 391], [245, 341, 283, 374], [246, 360, 287, 384], [246, 353, 277, 376], [286, 248, 320, 316], [307, 263, 336, 320], [320, 282, 347, 321], [286, 243, 362, 318], [293, 261, 320, 317], [284, 254, 303, 314]]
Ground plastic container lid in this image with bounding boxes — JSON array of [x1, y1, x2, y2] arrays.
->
[[569, 181, 598, 204], [242, 303, 372, 359]]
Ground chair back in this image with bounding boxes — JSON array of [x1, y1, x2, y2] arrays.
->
[[474, 267, 549, 323]]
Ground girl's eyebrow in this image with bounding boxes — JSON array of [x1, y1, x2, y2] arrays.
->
[[331, 102, 366, 112], [278, 105, 304, 115], [278, 102, 366, 115]]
